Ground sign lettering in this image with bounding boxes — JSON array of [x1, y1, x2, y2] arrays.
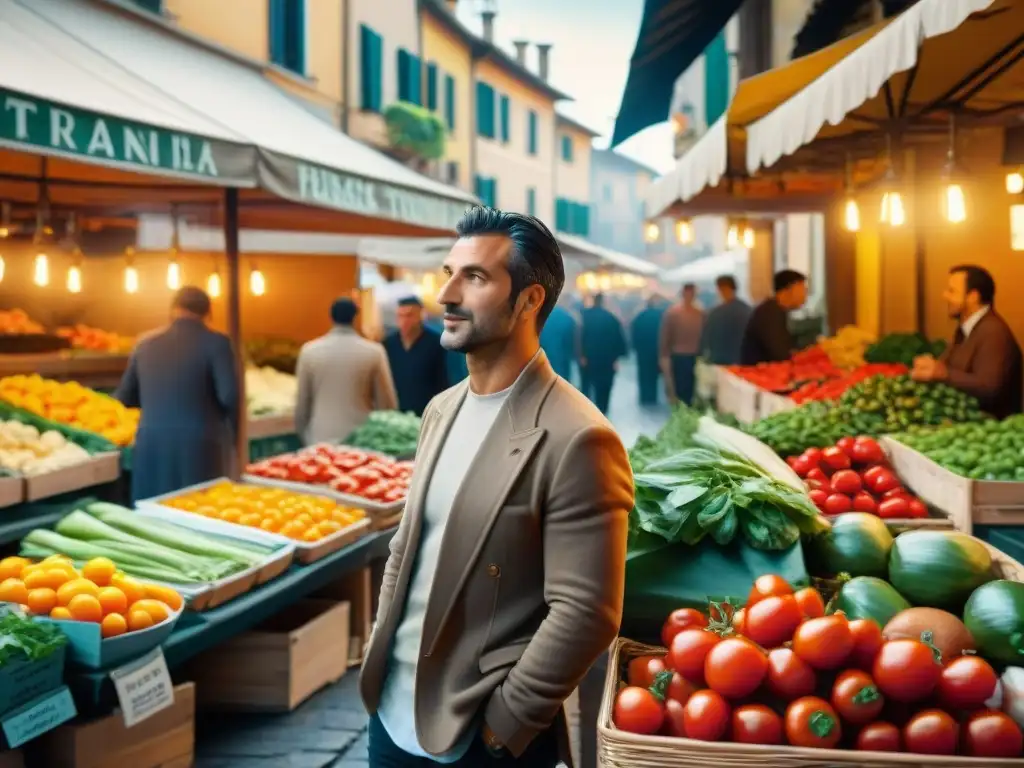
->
[[110, 647, 175, 727]]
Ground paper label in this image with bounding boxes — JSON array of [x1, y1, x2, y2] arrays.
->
[[110, 647, 175, 728], [2, 686, 76, 748]]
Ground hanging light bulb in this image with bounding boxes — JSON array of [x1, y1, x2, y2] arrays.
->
[[878, 138, 905, 227], [249, 266, 266, 297], [643, 221, 660, 243], [0, 202, 11, 285], [31, 203, 52, 288], [674, 219, 693, 244], [726, 223, 739, 249], [33, 251, 49, 287], [66, 264, 82, 294], [63, 216, 83, 294], [1007, 172, 1024, 195], [888, 192, 906, 226], [166, 259, 182, 290], [944, 183, 967, 224], [207, 270, 222, 298], [123, 247, 139, 294], [844, 198, 861, 232], [742, 224, 755, 249]]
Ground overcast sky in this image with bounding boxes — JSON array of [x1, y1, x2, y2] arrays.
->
[[454, 0, 675, 175]]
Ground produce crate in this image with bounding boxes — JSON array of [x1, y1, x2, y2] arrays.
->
[[599, 636, 1024, 768], [138, 477, 371, 565], [0, 477, 21, 510], [757, 390, 797, 419], [242, 473, 405, 520], [714, 369, 759, 424], [182, 599, 350, 712], [313, 567, 372, 666], [882, 437, 1024, 534], [246, 413, 295, 440], [28, 682, 194, 768], [23, 452, 120, 502], [0, 647, 65, 716]]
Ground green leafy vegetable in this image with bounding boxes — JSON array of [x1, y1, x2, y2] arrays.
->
[[0, 609, 67, 666]]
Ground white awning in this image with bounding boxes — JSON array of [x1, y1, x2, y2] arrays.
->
[[659, 250, 746, 283], [644, 117, 728, 219], [746, 0, 999, 175], [556, 232, 659, 276]]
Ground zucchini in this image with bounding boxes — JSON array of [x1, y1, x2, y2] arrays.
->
[[835, 576, 911, 627], [964, 580, 1024, 665], [888, 530, 993, 611], [804, 512, 893, 578]]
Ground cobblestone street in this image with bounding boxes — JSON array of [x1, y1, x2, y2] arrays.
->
[[194, 361, 669, 767]]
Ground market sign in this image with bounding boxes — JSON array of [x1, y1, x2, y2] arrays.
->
[[0, 89, 254, 185]]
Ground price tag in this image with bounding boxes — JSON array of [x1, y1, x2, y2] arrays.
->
[[2, 686, 76, 748], [110, 647, 175, 728]]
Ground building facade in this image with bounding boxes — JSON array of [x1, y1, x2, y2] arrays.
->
[[554, 115, 597, 237]]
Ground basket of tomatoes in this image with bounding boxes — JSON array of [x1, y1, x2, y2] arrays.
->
[[599, 575, 1024, 767]]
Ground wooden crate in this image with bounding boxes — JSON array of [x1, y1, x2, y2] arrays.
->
[[0, 476, 22, 509], [24, 452, 120, 502], [714, 369, 759, 424], [28, 683, 194, 768], [246, 413, 296, 440], [185, 599, 350, 712], [757, 390, 797, 419], [314, 567, 372, 666]]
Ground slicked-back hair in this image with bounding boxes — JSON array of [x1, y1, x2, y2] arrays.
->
[[455, 205, 565, 329], [773, 269, 806, 293], [951, 264, 996, 305]]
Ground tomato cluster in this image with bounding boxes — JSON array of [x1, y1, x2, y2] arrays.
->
[[789, 364, 908, 404], [613, 575, 1024, 758], [787, 437, 928, 519]]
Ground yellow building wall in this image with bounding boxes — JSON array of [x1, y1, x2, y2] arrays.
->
[[475, 60, 556, 224], [421, 14, 473, 192], [555, 125, 592, 206], [165, 0, 267, 61]]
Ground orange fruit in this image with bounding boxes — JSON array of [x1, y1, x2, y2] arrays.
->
[[23, 569, 53, 591], [130, 599, 170, 624], [97, 586, 128, 616], [259, 517, 282, 533], [143, 584, 183, 612], [238, 512, 262, 528], [0, 578, 28, 605], [110, 574, 145, 605], [82, 557, 117, 586], [301, 527, 323, 542], [56, 578, 100, 606], [0, 557, 30, 581], [127, 609, 154, 632], [317, 520, 343, 536], [67, 593, 103, 623], [100, 613, 128, 638], [25, 588, 57, 615], [50, 606, 73, 620]]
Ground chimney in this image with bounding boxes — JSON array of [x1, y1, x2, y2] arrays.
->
[[481, 10, 496, 42], [512, 40, 529, 65], [536, 43, 552, 81], [444, 0, 457, 12]]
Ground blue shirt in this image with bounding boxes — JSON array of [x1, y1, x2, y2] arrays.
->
[[383, 328, 448, 416], [701, 299, 752, 365], [539, 306, 578, 381]]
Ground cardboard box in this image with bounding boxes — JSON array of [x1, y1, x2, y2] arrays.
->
[[185, 599, 350, 712], [28, 683, 194, 768], [314, 566, 372, 666]]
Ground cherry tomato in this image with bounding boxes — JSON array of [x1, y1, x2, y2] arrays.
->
[[704, 638, 768, 699], [902, 709, 958, 755], [852, 491, 878, 514], [791, 455, 816, 478], [867, 468, 900, 495], [873, 639, 941, 702], [836, 436, 857, 457], [808, 489, 828, 510], [661, 608, 708, 648], [823, 493, 852, 515], [666, 671, 697, 705], [682, 689, 730, 741], [962, 710, 1024, 758], [877, 497, 910, 519], [804, 447, 824, 466], [793, 615, 853, 670], [731, 704, 783, 745], [831, 669, 885, 725], [822, 447, 851, 472], [938, 655, 998, 710], [668, 629, 721, 684], [830, 469, 862, 495], [745, 594, 804, 648], [746, 574, 793, 608], [627, 655, 666, 688], [794, 587, 825, 619], [766, 647, 817, 701], [855, 721, 901, 752], [851, 437, 884, 465], [662, 698, 686, 737], [785, 696, 842, 749], [848, 618, 884, 671], [806, 466, 828, 484], [613, 686, 665, 734], [906, 498, 928, 519]]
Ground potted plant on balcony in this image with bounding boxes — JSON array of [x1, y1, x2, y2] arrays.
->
[[383, 102, 446, 171]]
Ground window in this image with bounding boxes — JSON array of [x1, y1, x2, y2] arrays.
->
[[444, 74, 456, 132], [499, 95, 510, 143], [446, 161, 460, 185], [359, 25, 383, 112], [526, 187, 536, 216], [475, 176, 497, 207], [269, 0, 306, 74], [476, 82, 496, 139], [131, 0, 163, 12], [426, 63, 439, 111], [527, 110, 538, 156], [397, 48, 422, 106], [574, 203, 591, 237], [555, 198, 570, 232], [555, 198, 589, 235], [560, 134, 573, 162]]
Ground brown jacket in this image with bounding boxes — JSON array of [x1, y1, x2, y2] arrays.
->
[[359, 352, 633, 760], [942, 310, 1023, 418]]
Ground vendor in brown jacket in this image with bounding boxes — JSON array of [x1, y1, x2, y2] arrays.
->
[[912, 265, 1023, 418]]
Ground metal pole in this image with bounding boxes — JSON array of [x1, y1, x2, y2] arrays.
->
[[223, 188, 247, 474]]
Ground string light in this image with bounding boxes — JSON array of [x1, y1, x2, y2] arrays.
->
[[742, 225, 755, 249], [726, 223, 739, 249], [166, 259, 182, 290], [944, 183, 967, 224], [1007, 172, 1024, 195], [33, 251, 49, 287], [249, 266, 266, 297], [643, 221, 660, 243], [65, 216, 83, 294], [844, 198, 861, 232], [123, 247, 139, 294], [880, 191, 906, 226], [66, 265, 82, 294], [207, 270, 222, 298], [674, 219, 693, 244]]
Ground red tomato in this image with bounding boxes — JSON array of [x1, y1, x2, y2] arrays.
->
[[806, 467, 829, 484], [848, 619, 884, 671], [836, 436, 857, 457], [808, 489, 829, 510], [746, 574, 793, 608], [902, 709, 958, 755], [627, 655, 667, 688], [831, 469, 862, 495], [766, 647, 817, 701], [873, 640, 942, 702], [806, 478, 829, 491], [666, 672, 697, 705], [661, 608, 708, 648], [732, 607, 747, 636], [851, 437, 884, 465], [613, 686, 665, 734], [823, 494, 852, 515], [938, 656, 999, 710], [861, 465, 887, 487], [661, 698, 686, 737], [704, 638, 768, 699], [831, 669, 885, 725], [856, 721, 901, 752], [877, 497, 910, 519], [682, 690, 731, 741], [793, 615, 854, 670], [745, 594, 804, 648], [794, 587, 825, 618], [851, 491, 878, 514], [962, 710, 1024, 758], [784, 696, 842, 749], [668, 629, 721, 684], [906, 498, 928, 519], [804, 447, 824, 465], [731, 704, 783, 745], [822, 447, 852, 472], [791, 455, 816, 478], [866, 468, 900, 494]]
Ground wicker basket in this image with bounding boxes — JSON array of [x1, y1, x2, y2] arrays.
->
[[598, 541, 1024, 768]]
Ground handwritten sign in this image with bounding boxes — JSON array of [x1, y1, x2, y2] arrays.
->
[[110, 647, 174, 728], [1, 686, 76, 748]]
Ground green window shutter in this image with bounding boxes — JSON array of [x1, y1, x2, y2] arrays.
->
[[499, 95, 510, 143], [474, 176, 496, 207], [526, 187, 536, 216], [269, 0, 304, 74], [579, 204, 590, 237], [474, 175, 483, 199], [527, 110, 538, 155], [489, 178, 498, 208], [426, 63, 439, 111], [409, 53, 422, 106], [555, 198, 568, 231], [476, 82, 495, 139], [444, 74, 456, 132], [704, 30, 729, 127], [360, 25, 383, 112], [397, 48, 414, 103], [561, 135, 573, 162]]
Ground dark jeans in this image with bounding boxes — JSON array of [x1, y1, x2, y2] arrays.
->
[[367, 714, 560, 767], [636, 357, 660, 406], [582, 365, 615, 415], [670, 354, 697, 405]]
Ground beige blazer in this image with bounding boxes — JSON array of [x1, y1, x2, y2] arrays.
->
[[359, 351, 633, 762], [294, 326, 398, 445]]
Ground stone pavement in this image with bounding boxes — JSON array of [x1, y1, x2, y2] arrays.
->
[[193, 362, 670, 767]]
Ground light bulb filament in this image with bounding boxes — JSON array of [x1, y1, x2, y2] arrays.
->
[[33, 253, 49, 287], [124, 265, 139, 294], [67, 266, 82, 293]]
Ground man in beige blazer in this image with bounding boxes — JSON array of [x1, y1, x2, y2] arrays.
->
[[294, 298, 398, 445], [360, 207, 634, 767]]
